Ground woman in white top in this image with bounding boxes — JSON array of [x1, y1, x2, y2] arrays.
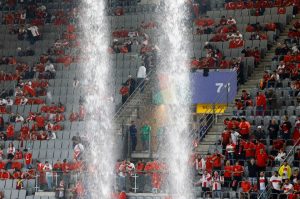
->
[[7, 142, 15, 160]]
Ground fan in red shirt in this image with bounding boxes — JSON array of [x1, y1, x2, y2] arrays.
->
[[24, 149, 32, 169], [35, 114, 45, 130], [223, 160, 233, 187], [256, 149, 268, 173], [62, 159, 70, 174], [211, 151, 224, 171], [242, 140, 256, 159], [232, 161, 244, 191], [256, 92, 266, 116], [12, 169, 21, 179], [135, 160, 145, 175], [240, 180, 252, 198], [20, 123, 30, 140], [1, 170, 10, 180], [55, 113, 65, 123], [221, 128, 231, 152], [239, 118, 251, 139], [190, 57, 200, 69], [14, 149, 23, 160], [205, 154, 213, 173], [6, 123, 14, 139]]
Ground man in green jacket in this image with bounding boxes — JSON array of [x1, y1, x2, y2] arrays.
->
[[140, 123, 151, 151]]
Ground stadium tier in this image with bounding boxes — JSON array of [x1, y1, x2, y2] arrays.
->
[[0, 0, 300, 199]]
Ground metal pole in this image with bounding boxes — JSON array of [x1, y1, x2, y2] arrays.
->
[[133, 173, 138, 193], [226, 83, 229, 107], [35, 173, 39, 192]]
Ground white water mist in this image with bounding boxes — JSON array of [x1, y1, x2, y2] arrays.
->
[[80, 1, 116, 198], [158, 1, 192, 198]]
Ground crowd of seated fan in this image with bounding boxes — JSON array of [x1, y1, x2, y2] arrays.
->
[[110, 22, 158, 55], [188, 114, 300, 198], [194, 15, 277, 41], [225, 0, 299, 12]]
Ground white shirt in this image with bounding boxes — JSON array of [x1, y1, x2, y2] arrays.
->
[[212, 175, 223, 190], [275, 152, 286, 161], [137, 66, 146, 78], [43, 164, 53, 176], [6, 99, 13, 106], [259, 177, 267, 190], [227, 18, 236, 24], [283, 183, 293, 193], [7, 147, 15, 155], [45, 63, 55, 72], [74, 143, 84, 153], [270, 176, 282, 190], [15, 116, 24, 123], [28, 26, 39, 37], [231, 131, 240, 144], [20, 98, 28, 105], [128, 31, 138, 38], [200, 173, 211, 187], [0, 99, 7, 106]]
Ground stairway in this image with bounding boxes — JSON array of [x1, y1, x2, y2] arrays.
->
[[114, 70, 155, 128], [195, 15, 300, 155]]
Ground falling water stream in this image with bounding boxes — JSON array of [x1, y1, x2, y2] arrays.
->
[[80, 0, 116, 198], [157, 1, 193, 198]]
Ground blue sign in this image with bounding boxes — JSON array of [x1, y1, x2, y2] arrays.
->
[[191, 71, 237, 104]]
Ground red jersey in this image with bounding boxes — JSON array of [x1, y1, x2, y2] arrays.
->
[[239, 121, 250, 135], [256, 152, 268, 167], [205, 156, 213, 173], [35, 116, 45, 128], [14, 151, 23, 159], [6, 124, 14, 138], [241, 181, 252, 192], [24, 153, 32, 165], [212, 154, 222, 168], [222, 130, 231, 145], [243, 141, 256, 158], [233, 165, 243, 177], [224, 165, 233, 178]]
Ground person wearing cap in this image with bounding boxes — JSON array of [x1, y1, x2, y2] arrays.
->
[[253, 125, 266, 142]]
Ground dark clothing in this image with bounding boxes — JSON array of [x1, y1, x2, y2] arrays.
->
[[129, 124, 137, 151], [248, 163, 258, 178], [129, 125, 137, 137], [126, 78, 136, 95], [266, 91, 277, 112], [268, 124, 279, 143], [253, 130, 266, 141]]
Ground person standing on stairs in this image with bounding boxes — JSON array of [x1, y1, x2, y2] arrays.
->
[[140, 122, 151, 152], [137, 65, 146, 92], [129, 121, 137, 152]]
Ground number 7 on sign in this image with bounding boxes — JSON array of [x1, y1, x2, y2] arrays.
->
[[216, 83, 231, 93]]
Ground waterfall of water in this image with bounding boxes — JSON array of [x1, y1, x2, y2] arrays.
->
[[80, 1, 116, 198], [157, 1, 193, 198]]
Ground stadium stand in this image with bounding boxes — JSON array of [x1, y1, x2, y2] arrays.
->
[[0, 0, 299, 199]]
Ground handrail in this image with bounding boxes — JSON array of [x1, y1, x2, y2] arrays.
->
[[258, 137, 300, 199], [113, 67, 156, 120]]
